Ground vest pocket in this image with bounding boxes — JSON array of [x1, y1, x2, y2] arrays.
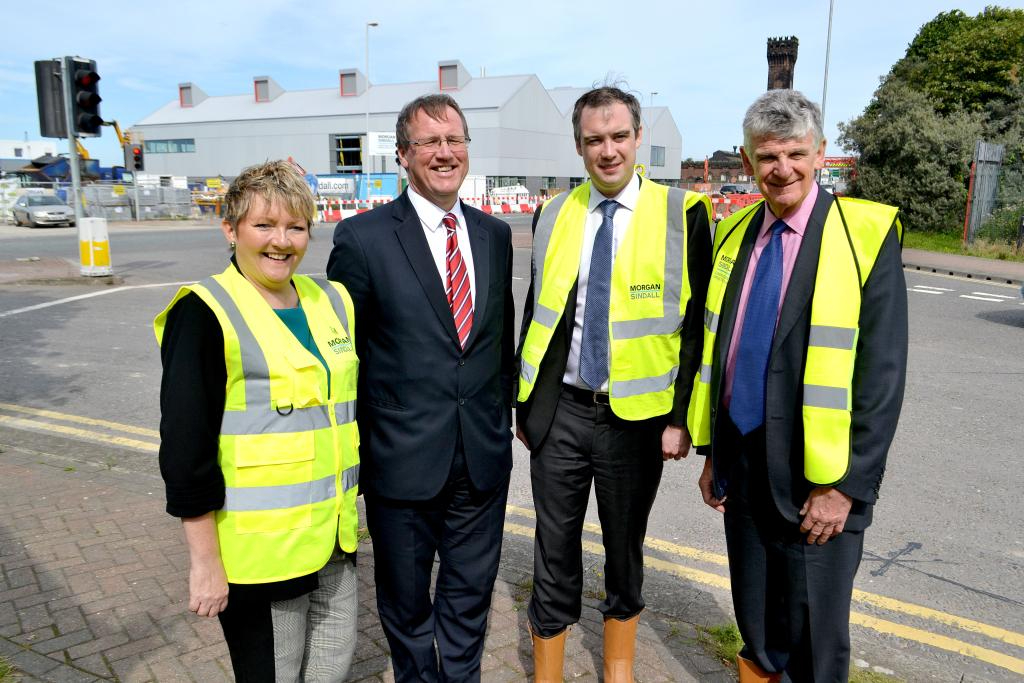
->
[[229, 432, 317, 534]]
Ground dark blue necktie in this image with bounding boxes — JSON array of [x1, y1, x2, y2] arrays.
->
[[579, 199, 619, 390], [730, 219, 788, 435]]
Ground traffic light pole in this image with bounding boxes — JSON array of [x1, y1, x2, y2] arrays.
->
[[60, 56, 84, 226]]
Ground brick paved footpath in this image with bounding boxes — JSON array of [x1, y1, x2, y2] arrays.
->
[[0, 434, 732, 682]]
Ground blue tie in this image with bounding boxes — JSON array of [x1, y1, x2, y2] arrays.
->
[[729, 219, 788, 435], [579, 199, 619, 390]]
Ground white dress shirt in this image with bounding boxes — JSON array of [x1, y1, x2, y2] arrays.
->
[[407, 187, 477, 306], [563, 173, 641, 390]]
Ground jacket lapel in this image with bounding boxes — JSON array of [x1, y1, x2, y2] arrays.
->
[[771, 186, 835, 355], [392, 193, 460, 345], [462, 203, 489, 349]]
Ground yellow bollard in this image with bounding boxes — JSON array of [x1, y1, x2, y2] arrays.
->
[[78, 217, 112, 276]]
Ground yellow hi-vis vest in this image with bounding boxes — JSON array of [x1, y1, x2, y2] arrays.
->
[[687, 197, 901, 485], [154, 265, 360, 584], [518, 180, 712, 420]]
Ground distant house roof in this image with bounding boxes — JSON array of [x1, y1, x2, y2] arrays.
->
[[137, 74, 537, 126]]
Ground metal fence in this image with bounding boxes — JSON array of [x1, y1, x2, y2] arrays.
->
[[1, 180, 198, 224], [965, 140, 1024, 247]]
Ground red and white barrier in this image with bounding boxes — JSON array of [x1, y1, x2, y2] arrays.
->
[[708, 193, 762, 221]]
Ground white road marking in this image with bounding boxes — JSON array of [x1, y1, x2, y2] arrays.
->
[[908, 288, 943, 294], [0, 280, 195, 318], [971, 292, 1015, 299], [960, 295, 1004, 302], [913, 285, 954, 292]]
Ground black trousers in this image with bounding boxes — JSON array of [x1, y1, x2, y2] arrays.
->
[[528, 386, 665, 637], [365, 448, 510, 683], [721, 418, 864, 683]]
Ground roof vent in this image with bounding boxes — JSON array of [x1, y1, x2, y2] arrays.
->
[[338, 69, 367, 97], [178, 82, 207, 108], [438, 60, 470, 91], [253, 76, 283, 103]]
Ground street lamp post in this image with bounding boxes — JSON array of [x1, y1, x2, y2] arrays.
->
[[820, 0, 835, 184], [365, 21, 378, 200], [649, 92, 658, 174]]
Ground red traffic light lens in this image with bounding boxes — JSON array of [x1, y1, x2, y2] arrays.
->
[[75, 69, 100, 87], [132, 147, 142, 155]]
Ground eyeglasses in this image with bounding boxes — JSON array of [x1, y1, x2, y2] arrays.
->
[[407, 136, 471, 152]]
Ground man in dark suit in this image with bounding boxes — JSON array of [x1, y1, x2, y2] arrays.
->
[[516, 87, 711, 682], [690, 90, 908, 682], [327, 94, 514, 683]]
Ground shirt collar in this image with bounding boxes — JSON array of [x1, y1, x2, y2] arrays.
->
[[407, 186, 466, 232], [762, 184, 819, 237], [588, 172, 640, 214]]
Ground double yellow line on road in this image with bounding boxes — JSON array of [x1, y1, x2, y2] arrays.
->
[[0, 403, 1020, 674], [504, 505, 1024, 675]]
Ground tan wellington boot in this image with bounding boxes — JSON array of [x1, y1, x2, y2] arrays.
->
[[603, 614, 639, 683], [530, 626, 567, 682], [737, 655, 782, 683]]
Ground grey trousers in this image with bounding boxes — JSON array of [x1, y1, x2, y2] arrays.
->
[[271, 552, 358, 682]]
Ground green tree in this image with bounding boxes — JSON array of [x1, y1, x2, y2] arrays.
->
[[838, 81, 981, 232], [840, 6, 1023, 235]]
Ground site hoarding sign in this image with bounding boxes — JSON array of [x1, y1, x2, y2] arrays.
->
[[368, 132, 397, 157], [317, 175, 358, 197]]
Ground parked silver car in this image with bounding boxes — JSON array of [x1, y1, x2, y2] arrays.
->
[[11, 194, 75, 228]]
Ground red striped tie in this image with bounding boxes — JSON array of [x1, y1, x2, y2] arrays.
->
[[443, 212, 473, 348]]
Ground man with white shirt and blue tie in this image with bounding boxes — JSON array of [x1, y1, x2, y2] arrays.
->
[[515, 86, 712, 682], [688, 89, 908, 682]]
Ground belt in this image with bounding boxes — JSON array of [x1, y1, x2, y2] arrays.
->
[[561, 383, 610, 406]]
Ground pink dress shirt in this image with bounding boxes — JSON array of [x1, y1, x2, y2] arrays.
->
[[723, 190, 820, 406]]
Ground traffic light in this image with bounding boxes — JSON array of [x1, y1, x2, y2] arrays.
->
[[124, 143, 144, 172], [70, 58, 102, 137], [34, 59, 66, 138]]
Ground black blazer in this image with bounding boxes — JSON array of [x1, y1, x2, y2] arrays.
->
[[708, 186, 908, 530], [326, 191, 515, 500], [515, 187, 712, 450]]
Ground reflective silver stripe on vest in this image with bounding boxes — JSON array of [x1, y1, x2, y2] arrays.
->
[[222, 404, 333, 435], [309, 277, 349, 332], [611, 187, 686, 340], [202, 276, 343, 435], [808, 325, 856, 350], [704, 308, 720, 334], [803, 384, 849, 410], [531, 193, 570, 312], [224, 474, 336, 512], [335, 400, 356, 425], [611, 365, 679, 399], [202, 277, 273, 410], [700, 363, 713, 383], [533, 303, 561, 329], [342, 463, 360, 493], [520, 359, 538, 385]]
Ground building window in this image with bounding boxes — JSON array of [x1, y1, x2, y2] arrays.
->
[[180, 85, 193, 107], [13, 148, 22, 158], [340, 73, 356, 96], [651, 145, 665, 167], [255, 79, 270, 102], [331, 134, 364, 173], [144, 139, 196, 154], [439, 65, 458, 90], [540, 177, 557, 190], [569, 177, 585, 189]]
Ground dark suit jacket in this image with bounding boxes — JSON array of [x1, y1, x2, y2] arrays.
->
[[516, 184, 712, 450], [707, 186, 908, 531], [326, 191, 515, 500]]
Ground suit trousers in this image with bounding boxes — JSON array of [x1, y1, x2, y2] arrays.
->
[[528, 385, 665, 637], [720, 417, 864, 682], [365, 447, 510, 683]]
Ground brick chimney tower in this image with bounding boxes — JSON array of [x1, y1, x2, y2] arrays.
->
[[767, 36, 799, 90]]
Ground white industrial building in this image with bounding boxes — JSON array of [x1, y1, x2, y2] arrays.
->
[[131, 60, 683, 195]]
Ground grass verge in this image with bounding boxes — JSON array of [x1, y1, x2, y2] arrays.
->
[[904, 231, 1024, 262]]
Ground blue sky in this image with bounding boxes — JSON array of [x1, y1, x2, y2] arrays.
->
[[0, 0, 1009, 168]]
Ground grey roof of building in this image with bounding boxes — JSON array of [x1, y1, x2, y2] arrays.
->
[[137, 74, 538, 126]]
